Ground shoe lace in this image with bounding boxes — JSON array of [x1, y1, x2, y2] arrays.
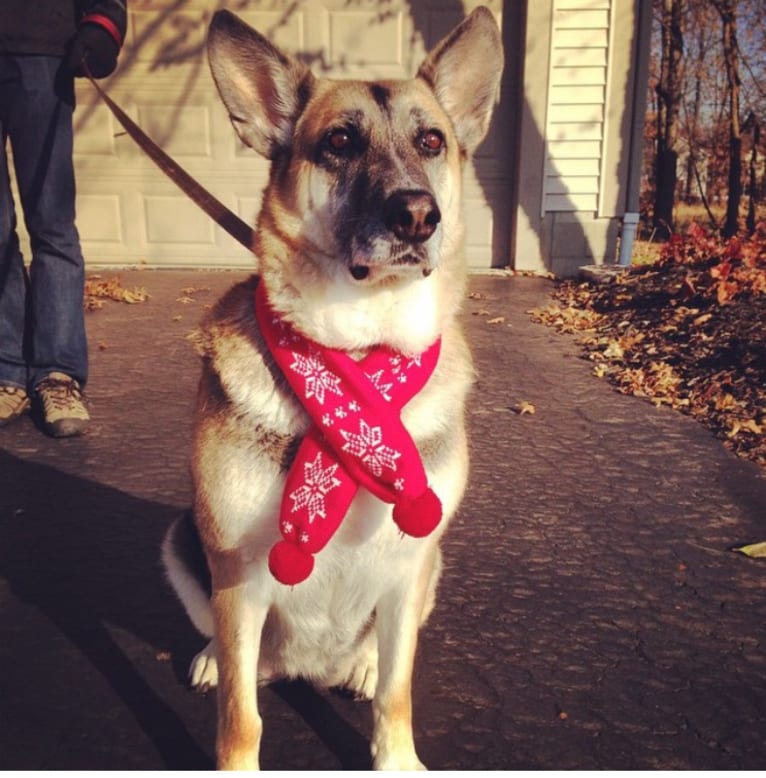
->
[[37, 376, 84, 411]]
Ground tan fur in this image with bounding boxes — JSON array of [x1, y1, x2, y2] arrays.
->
[[162, 6, 503, 770]]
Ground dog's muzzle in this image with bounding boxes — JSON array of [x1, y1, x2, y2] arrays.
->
[[350, 189, 441, 281]]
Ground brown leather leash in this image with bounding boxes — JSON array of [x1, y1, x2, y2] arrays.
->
[[85, 68, 255, 253]]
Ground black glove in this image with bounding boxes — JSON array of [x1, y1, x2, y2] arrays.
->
[[65, 23, 120, 79]]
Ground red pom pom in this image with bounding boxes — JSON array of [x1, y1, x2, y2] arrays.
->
[[268, 541, 314, 585], [393, 488, 442, 538]]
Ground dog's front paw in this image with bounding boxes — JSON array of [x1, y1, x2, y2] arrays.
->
[[341, 647, 379, 701], [371, 736, 426, 771], [189, 640, 218, 691], [371, 707, 427, 770], [372, 748, 427, 771]]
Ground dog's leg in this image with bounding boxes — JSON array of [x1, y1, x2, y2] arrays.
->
[[370, 543, 438, 771], [370, 422, 469, 769], [211, 580, 268, 770]]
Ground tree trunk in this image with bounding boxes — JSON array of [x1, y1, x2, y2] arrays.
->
[[715, 0, 742, 238], [684, 24, 704, 203], [745, 114, 760, 235], [654, 0, 686, 239]]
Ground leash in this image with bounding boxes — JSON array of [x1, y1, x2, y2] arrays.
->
[[84, 67, 255, 252]]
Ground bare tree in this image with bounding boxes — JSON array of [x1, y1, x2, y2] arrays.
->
[[712, 0, 743, 238], [683, 22, 703, 204], [654, 0, 686, 239], [743, 111, 760, 234]]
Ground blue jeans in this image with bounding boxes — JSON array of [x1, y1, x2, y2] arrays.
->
[[0, 55, 87, 391]]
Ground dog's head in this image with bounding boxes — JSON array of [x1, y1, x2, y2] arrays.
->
[[208, 8, 502, 278]]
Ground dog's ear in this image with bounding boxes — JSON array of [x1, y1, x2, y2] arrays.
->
[[207, 10, 314, 158], [417, 6, 503, 155]]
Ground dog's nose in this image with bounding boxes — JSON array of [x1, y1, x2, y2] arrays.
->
[[383, 190, 441, 244]]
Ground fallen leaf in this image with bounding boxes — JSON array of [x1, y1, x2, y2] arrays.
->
[[121, 288, 149, 304], [732, 541, 766, 558], [728, 419, 763, 438], [714, 393, 738, 411], [681, 277, 697, 297], [602, 340, 624, 360], [181, 286, 209, 296]]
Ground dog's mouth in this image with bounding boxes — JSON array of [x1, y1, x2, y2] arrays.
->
[[348, 245, 434, 283], [348, 262, 433, 282]]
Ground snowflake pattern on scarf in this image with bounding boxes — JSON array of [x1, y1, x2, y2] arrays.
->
[[340, 420, 401, 477], [288, 451, 342, 522], [290, 351, 342, 405]]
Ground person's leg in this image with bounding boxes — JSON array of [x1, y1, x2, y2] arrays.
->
[[7, 56, 88, 390], [0, 56, 31, 395]]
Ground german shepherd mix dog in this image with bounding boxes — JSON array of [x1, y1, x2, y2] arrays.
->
[[162, 6, 503, 770]]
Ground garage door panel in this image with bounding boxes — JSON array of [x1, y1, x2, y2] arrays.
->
[[73, 104, 118, 156], [327, 10, 405, 68], [77, 194, 125, 245], [144, 195, 218, 245], [127, 10, 206, 66], [238, 10, 307, 52], [135, 105, 212, 158]]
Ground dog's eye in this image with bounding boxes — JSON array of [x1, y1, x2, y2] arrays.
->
[[418, 129, 445, 155], [325, 128, 355, 154]]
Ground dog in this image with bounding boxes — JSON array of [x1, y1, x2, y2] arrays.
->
[[162, 6, 503, 770]]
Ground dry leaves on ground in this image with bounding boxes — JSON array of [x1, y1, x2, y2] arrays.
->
[[84, 275, 149, 310], [529, 223, 766, 468]]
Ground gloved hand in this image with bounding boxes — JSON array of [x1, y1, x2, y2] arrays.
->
[[65, 23, 120, 78]]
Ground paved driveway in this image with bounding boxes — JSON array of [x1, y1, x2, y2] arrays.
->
[[1, 271, 765, 769]]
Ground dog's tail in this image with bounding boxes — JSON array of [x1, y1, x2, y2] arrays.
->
[[161, 510, 215, 637]]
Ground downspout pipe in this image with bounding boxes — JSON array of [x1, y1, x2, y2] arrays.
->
[[618, 0, 653, 266]]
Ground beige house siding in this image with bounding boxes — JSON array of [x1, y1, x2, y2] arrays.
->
[[65, 0, 508, 271], [544, 0, 610, 214], [515, 0, 643, 277]]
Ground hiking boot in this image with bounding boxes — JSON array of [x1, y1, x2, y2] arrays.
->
[[0, 385, 31, 426], [36, 372, 90, 438]]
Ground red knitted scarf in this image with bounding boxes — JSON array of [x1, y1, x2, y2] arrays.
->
[[255, 283, 443, 585]]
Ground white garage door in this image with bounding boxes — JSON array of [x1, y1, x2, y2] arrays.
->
[[71, 0, 510, 270]]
